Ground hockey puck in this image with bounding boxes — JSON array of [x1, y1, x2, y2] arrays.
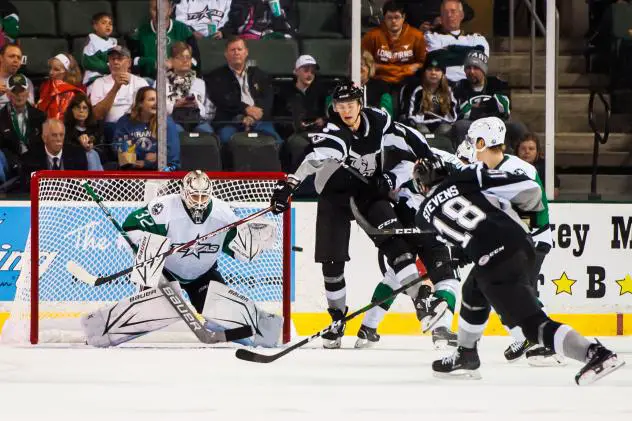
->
[[292, 246, 304, 252]]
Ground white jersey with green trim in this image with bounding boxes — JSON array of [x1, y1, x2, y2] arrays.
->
[[142, 194, 239, 280], [496, 154, 538, 181]]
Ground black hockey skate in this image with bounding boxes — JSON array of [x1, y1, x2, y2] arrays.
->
[[432, 326, 457, 349], [525, 346, 567, 367], [354, 325, 380, 349], [432, 345, 481, 379], [575, 340, 625, 385], [504, 339, 537, 362], [322, 307, 348, 349], [414, 286, 448, 333]]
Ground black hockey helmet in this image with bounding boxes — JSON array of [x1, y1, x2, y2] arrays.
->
[[413, 155, 450, 192], [331, 81, 363, 104]]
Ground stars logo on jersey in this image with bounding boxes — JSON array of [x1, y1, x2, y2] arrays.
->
[[513, 168, 526, 175], [174, 234, 220, 259], [187, 5, 212, 21], [151, 203, 164, 216]]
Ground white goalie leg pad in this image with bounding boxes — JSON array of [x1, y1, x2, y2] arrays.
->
[[128, 231, 172, 288], [81, 282, 183, 347], [202, 281, 282, 347], [228, 218, 277, 262]]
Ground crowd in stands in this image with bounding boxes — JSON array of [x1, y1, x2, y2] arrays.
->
[[0, 0, 557, 197]]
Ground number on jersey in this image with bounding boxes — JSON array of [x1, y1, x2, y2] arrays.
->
[[433, 196, 486, 247]]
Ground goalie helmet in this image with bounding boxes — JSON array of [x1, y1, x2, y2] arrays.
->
[[466, 116, 506, 151], [413, 155, 450, 193], [181, 170, 213, 223]]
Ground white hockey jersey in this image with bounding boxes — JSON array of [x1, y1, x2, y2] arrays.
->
[[425, 30, 490, 82], [175, 0, 232, 36]]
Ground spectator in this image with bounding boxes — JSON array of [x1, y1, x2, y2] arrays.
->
[[425, 0, 489, 83], [88, 46, 148, 141], [20, 119, 88, 192], [400, 52, 456, 138], [276, 55, 327, 134], [206, 37, 280, 144], [0, 74, 46, 183], [516, 133, 560, 199], [452, 51, 527, 149], [37, 53, 85, 121], [82, 12, 118, 86], [160, 41, 214, 134], [324, 52, 393, 116], [223, 0, 297, 39], [0, 1, 18, 47], [403, 0, 474, 32], [174, 0, 230, 40], [361, 1, 426, 88], [129, 0, 201, 80], [63, 93, 105, 171], [113, 87, 180, 170], [0, 44, 35, 108]]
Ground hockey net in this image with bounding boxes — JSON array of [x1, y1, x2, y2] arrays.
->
[[1, 171, 291, 344]]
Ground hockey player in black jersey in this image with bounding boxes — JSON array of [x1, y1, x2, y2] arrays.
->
[[270, 82, 447, 348], [412, 156, 624, 385]]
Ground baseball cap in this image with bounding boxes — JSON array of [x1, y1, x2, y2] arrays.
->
[[467, 117, 506, 148], [107, 45, 131, 58], [464, 50, 488, 75], [295, 55, 319, 70], [7, 73, 28, 92]]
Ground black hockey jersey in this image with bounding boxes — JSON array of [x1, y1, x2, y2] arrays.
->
[[415, 163, 543, 267], [292, 107, 433, 194]]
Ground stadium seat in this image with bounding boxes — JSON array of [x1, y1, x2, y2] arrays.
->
[[71, 37, 89, 67], [115, 0, 150, 36], [179, 132, 223, 171], [246, 39, 299, 77], [13, 0, 57, 37], [223, 132, 282, 171], [297, 2, 344, 39], [302, 39, 350, 77], [20, 38, 70, 76], [58, 0, 113, 37], [197, 39, 227, 76]]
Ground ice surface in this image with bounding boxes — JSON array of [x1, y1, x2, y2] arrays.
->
[[0, 336, 630, 421]]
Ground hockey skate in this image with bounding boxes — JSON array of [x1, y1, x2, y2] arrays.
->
[[432, 345, 482, 379], [322, 307, 348, 349], [575, 340, 625, 385], [414, 286, 448, 333], [504, 339, 537, 362], [354, 325, 380, 349], [432, 326, 457, 349], [526, 346, 567, 367]]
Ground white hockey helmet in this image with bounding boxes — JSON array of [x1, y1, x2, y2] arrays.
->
[[466, 117, 506, 151], [456, 139, 477, 164], [181, 170, 213, 223]]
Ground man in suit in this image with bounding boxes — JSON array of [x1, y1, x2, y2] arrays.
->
[[20, 118, 88, 193], [205, 36, 281, 144], [0, 74, 46, 185]]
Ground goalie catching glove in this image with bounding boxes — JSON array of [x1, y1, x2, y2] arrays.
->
[[228, 218, 277, 261], [270, 175, 300, 214]]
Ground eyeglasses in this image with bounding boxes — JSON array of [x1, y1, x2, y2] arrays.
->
[[174, 54, 192, 61]]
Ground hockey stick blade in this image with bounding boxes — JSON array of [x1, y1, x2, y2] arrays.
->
[[235, 275, 427, 363], [67, 260, 98, 285]]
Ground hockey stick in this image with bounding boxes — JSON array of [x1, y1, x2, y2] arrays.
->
[[235, 274, 427, 363], [67, 201, 274, 286], [74, 182, 252, 344]]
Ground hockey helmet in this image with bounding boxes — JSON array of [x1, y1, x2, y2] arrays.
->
[[466, 116, 506, 150], [331, 81, 363, 104], [181, 170, 213, 223], [456, 139, 477, 164], [413, 155, 450, 193]]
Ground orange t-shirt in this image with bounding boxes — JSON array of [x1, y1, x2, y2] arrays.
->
[[362, 23, 427, 84]]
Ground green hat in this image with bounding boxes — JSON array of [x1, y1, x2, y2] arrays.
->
[[7, 73, 28, 92]]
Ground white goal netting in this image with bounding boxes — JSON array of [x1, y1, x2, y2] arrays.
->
[[1, 172, 290, 344]]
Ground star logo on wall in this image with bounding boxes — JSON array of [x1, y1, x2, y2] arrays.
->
[[615, 274, 632, 296], [552, 272, 576, 295]]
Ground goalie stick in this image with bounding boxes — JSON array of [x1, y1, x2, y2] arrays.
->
[[67, 197, 274, 286], [235, 274, 427, 363], [75, 182, 252, 344]]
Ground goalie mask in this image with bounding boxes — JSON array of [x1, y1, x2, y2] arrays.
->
[[181, 170, 213, 223]]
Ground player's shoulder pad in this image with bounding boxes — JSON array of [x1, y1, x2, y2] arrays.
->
[[148, 193, 179, 219], [504, 154, 538, 179], [363, 106, 392, 133]]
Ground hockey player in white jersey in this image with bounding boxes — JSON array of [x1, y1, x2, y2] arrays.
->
[[80, 170, 283, 348], [464, 117, 560, 365]]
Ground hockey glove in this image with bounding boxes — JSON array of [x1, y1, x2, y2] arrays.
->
[[271, 175, 300, 215], [370, 173, 396, 200]]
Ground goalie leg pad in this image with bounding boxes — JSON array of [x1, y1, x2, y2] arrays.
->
[[81, 285, 182, 347], [202, 281, 282, 347]]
